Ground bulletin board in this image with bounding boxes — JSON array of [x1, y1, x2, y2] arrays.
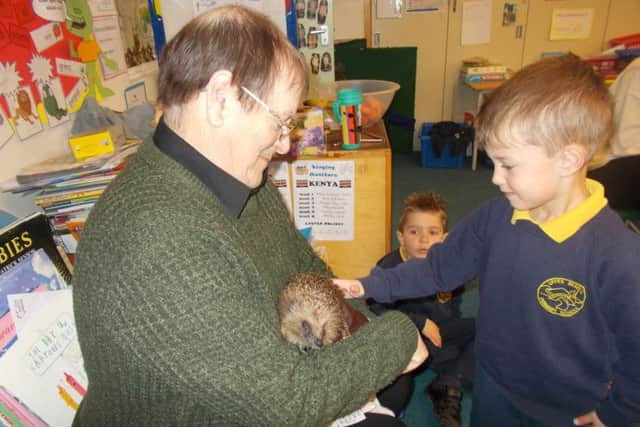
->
[[0, 0, 165, 186], [0, 0, 164, 147]]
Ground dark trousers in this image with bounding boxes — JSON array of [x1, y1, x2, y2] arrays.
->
[[588, 155, 640, 211], [470, 365, 553, 427], [351, 373, 414, 427], [427, 317, 475, 389]]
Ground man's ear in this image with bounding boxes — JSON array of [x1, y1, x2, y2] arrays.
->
[[558, 144, 588, 176], [204, 70, 234, 127]]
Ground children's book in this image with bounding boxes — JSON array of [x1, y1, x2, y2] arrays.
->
[[0, 213, 71, 357], [0, 213, 72, 282], [0, 289, 87, 427], [0, 249, 68, 357]]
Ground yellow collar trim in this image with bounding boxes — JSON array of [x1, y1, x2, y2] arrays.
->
[[399, 246, 408, 262], [510, 179, 607, 243]]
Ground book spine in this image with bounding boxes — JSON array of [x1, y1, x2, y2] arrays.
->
[[464, 73, 509, 83], [35, 189, 104, 206], [464, 65, 508, 74]]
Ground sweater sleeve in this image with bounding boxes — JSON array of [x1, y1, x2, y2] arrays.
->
[[101, 220, 416, 427], [361, 204, 488, 303], [594, 232, 640, 425]]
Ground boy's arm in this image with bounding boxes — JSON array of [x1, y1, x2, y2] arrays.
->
[[356, 205, 489, 303], [593, 243, 640, 425]]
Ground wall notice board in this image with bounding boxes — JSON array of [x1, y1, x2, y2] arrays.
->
[[0, 0, 164, 185]]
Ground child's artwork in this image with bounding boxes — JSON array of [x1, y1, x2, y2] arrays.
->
[[0, 108, 14, 146], [4, 86, 43, 140], [37, 77, 70, 127]]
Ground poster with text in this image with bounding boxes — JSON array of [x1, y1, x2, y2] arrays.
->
[[268, 160, 292, 214], [292, 160, 354, 241]]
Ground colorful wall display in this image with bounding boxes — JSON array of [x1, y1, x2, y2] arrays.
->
[[0, 0, 159, 145]]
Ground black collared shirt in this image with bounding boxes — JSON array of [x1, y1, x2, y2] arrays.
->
[[153, 118, 260, 217]]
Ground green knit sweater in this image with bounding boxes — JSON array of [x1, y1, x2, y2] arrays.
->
[[71, 138, 417, 426]]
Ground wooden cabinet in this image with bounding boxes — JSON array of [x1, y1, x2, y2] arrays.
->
[[340, 0, 640, 130], [276, 121, 391, 278]]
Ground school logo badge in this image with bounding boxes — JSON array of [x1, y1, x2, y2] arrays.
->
[[537, 277, 586, 317], [436, 292, 452, 304]]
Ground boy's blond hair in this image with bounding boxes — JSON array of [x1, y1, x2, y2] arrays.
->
[[475, 54, 612, 160], [398, 192, 447, 231]]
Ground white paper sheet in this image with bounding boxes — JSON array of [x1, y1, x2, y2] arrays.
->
[[461, 0, 492, 46], [292, 160, 354, 241], [549, 8, 594, 41]]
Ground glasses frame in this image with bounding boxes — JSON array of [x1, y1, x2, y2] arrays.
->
[[240, 86, 296, 140]]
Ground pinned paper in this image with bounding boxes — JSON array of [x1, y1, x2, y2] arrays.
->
[[37, 78, 69, 127], [32, 0, 66, 22], [550, 8, 594, 41], [29, 22, 64, 52], [56, 58, 87, 79], [0, 108, 14, 146], [5, 86, 43, 140]]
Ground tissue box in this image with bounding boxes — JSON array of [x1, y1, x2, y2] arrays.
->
[[289, 107, 325, 156], [68, 124, 124, 161]]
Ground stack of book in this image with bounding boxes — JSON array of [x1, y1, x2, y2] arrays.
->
[[460, 61, 512, 84], [2, 142, 140, 262], [0, 213, 87, 426]]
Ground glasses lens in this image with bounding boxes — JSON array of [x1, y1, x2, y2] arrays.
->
[[282, 119, 296, 137]]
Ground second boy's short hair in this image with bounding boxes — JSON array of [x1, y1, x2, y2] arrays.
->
[[475, 54, 612, 159], [398, 192, 447, 231]]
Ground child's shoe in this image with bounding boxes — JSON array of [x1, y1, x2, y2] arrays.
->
[[426, 383, 462, 427]]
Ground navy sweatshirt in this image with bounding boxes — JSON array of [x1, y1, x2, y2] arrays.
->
[[361, 182, 640, 426]]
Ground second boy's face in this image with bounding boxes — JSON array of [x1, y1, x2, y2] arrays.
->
[[397, 211, 445, 260]]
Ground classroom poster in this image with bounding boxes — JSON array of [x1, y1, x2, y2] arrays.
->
[[268, 160, 293, 214], [292, 160, 354, 241]]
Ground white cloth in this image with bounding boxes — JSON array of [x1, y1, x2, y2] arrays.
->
[[329, 397, 396, 427], [597, 57, 640, 165]]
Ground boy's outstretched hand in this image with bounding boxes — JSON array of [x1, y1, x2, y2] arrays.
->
[[574, 411, 605, 427], [333, 279, 364, 298]]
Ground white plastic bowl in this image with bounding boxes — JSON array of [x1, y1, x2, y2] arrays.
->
[[334, 80, 400, 127]]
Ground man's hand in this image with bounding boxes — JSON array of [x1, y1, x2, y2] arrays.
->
[[332, 279, 364, 298], [403, 330, 429, 374], [574, 410, 606, 427], [422, 319, 442, 348]]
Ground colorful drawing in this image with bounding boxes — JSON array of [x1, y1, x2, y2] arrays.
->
[[5, 86, 43, 140], [64, 0, 117, 100], [41, 81, 67, 120]]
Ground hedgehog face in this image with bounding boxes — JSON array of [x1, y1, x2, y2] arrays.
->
[[279, 272, 347, 353], [280, 302, 344, 353]]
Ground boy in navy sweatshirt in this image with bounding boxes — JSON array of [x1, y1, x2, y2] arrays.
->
[[369, 192, 474, 427], [335, 54, 640, 427]]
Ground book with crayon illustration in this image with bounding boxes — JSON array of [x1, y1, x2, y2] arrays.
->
[[0, 289, 87, 427]]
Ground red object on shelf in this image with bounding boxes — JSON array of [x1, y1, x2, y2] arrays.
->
[[584, 56, 618, 75], [609, 33, 640, 49]]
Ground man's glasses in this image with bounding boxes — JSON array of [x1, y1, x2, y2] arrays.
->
[[240, 86, 296, 139]]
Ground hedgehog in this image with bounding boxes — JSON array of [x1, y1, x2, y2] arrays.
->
[[278, 272, 368, 353]]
